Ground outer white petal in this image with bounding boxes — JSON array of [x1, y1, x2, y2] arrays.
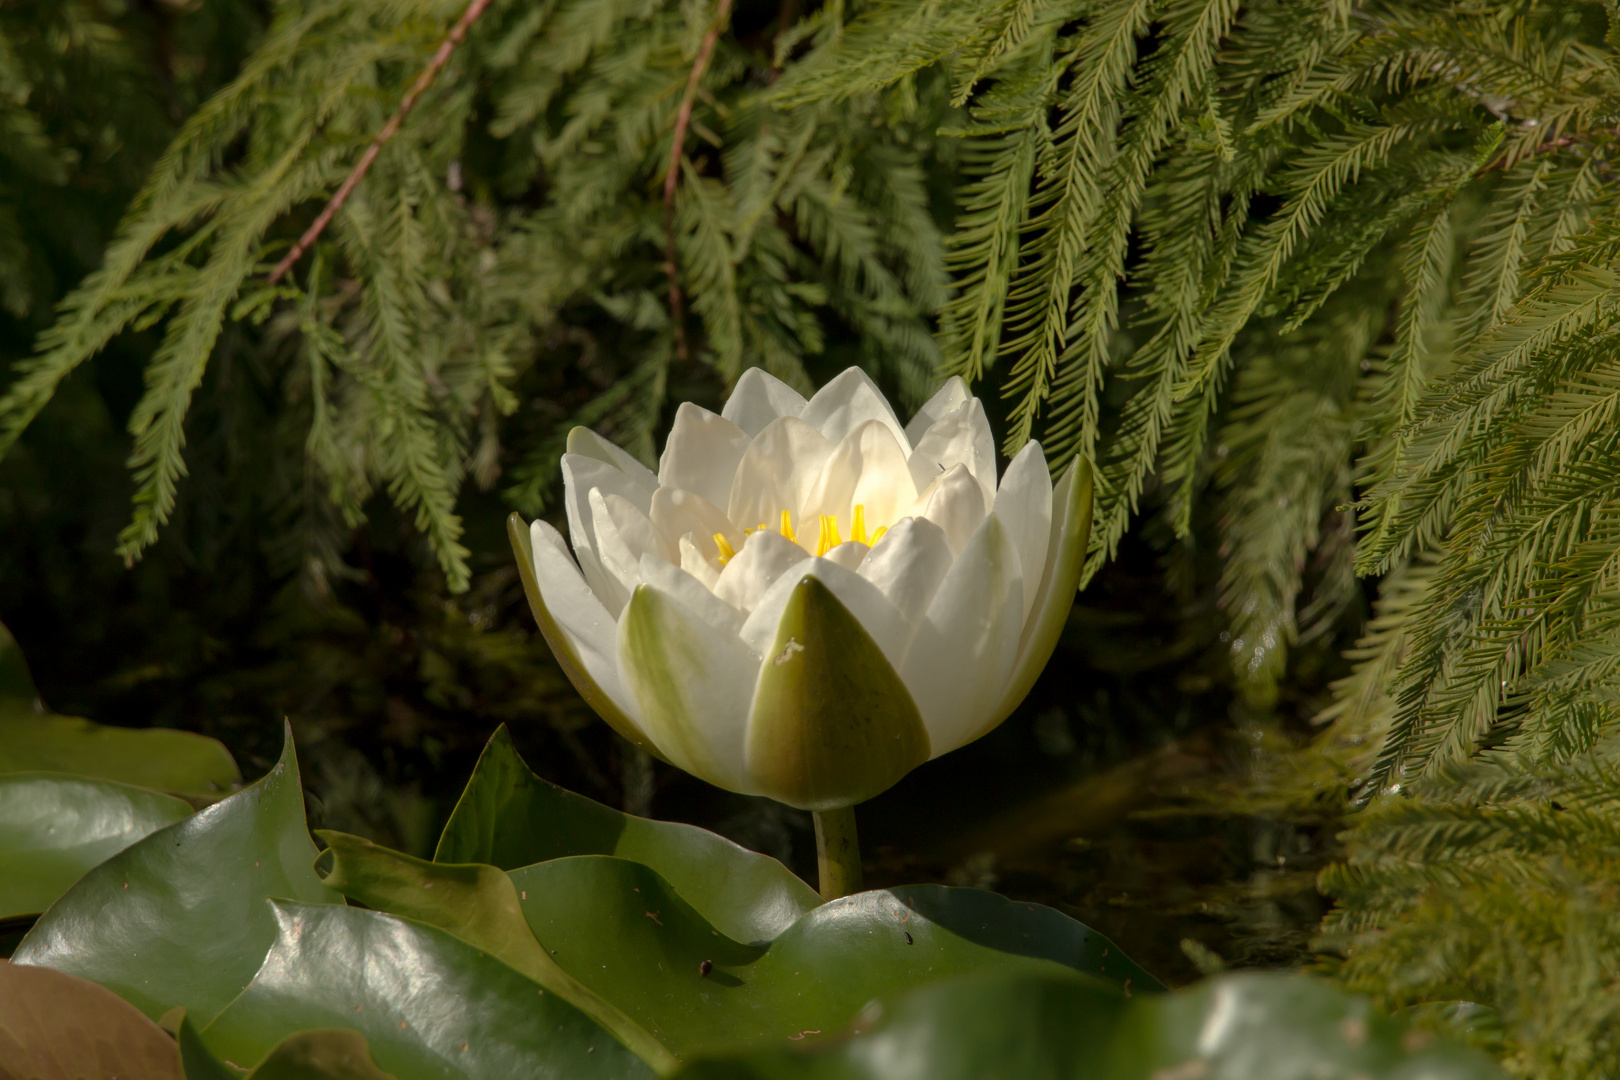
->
[[650, 486, 741, 566], [801, 419, 918, 538], [590, 489, 668, 610], [679, 534, 722, 591], [904, 376, 971, 445], [899, 514, 1024, 757], [713, 528, 807, 615], [722, 367, 807, 436], [858, 515, 955, 630], [822, 541, 869, 571], [727, 416, 834, 543], [906, 462, 988, 554], [618, 583, 759, 794], [636, 553, 744, 638], [528, 520, 641, 726], [566, 426, 658, 490], [739, 556, 912, 671], [907, 399, 997, 508], [798, 367, 910, 453], [659, 402, 753, 511], [563, 453, 654, 612], [992, 441, 1053, 625]]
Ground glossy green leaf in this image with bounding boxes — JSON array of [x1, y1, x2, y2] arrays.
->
[[9, 724, 340, 1024], [746, 576, 931, 811], [672, 971, 1505, 1080], [0, 958, 183, 1080], [180, 1019, 397, 1080], [0, 622, 36, 703], [318, 831, 676, 1074], [436, 726, 819, 945], [0, 709, 240, 801], [198, 901, 656, 1080], [507, 855, 1159, 1063], [0, 773, 193, 919]]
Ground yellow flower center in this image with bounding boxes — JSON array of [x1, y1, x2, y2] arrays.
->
[[714, 504, 888, 566]]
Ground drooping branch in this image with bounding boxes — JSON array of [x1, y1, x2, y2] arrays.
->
[[268, 0, 493, 285], [662, 0, 736, 364]]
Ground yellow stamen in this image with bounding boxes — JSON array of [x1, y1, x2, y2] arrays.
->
[[816, 515, 842, 557], [779, 511, 797, 544], [713, 533, 736, 566], [871, 525, 887, 546], [850, 504, 869, 546]]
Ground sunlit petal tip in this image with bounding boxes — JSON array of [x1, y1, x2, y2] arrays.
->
[[727, 416, 835, 539], [904, 376, 971, 445], [907, 462, 988, 555], [802, 419, 917, 540], [798, 367, 910, 453], [566, 426, 657, 489], [858, 515, 955, 630], [993, 441, 1054, 625], [659, 402, 753, 511], [714, 527, 809, 615], [722, 367, 808, 436], [908, 397, 997, 508]]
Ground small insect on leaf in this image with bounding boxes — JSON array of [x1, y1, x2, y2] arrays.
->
[[699, 959, 713, 977]]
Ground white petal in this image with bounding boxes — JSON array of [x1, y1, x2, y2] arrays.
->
[[740, 556, 912, 671], [618, 584, 758, 793], [636, 553, 744, 639], [590, 489, 669, 608], [899, 515, 1024, 757], [801, 419, 918, 539], [798, 367, 910, 453], [650, 486, 741, 566], [908, 399, 997, 508], [722, 367, 807, 436], [659, 402, 753, 512], [713, 528, 807, 615], [993, 441, 1053, 625], [566, 426, 658, 490], [822, 541, 869, 571], [529, 520, 640, 725], [904, 376, 971, 445], [727, 416, 834, 544], [858, 516, 955, 630], [680, 534, 722, 591], [562, 452, 655, 610], [906, 463, 987, 555]]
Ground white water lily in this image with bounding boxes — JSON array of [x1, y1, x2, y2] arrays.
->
[[510, 367, 1093, 810]]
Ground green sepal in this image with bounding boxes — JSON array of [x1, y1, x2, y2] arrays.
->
[[746, 576, 930, 810]]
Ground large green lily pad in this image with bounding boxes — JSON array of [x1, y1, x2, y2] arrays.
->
[[0, 958, 183, 1080], [0, 773, 193, 919], [180, 1021, 397, 1080], [198, 901, 656, 1080], [0, 710, 240, 801], [9, 724, 339, 1024], [673, 970, 1505, 1079], [506, 854, 1158, 1062], [436, 726, 819, 944]]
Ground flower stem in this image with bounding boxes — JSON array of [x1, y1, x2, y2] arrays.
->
[[813, 806, 863, 901]]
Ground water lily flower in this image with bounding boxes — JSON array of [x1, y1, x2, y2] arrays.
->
[[509, 367, 1092, 811]]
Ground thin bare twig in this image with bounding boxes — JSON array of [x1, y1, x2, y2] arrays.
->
[[268, 0, 493, 285], [663, 0, 735, 364]]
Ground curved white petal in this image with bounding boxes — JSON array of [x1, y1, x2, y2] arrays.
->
[[562, 452, 655, 611], [993, 441, 1053, 625], [904, 376, 971, 445], [801, 419, 918, 538], [906, 463, 987, 555], [899, 514, 1024, 756], [659, 402, 753, 512], [528, 520, 641, 726], [636, 553, 744, 639], [618, 584, 758, 794], [713, 527, 807, 615], [722, 367, 807, 436], [590, 489, 669, 609], [739, 556, 912, 671], [650, 486, 741, 566], [566, 426, 658, 490], [679, 534, 722, 591], [858, 515, 955, 630], [822, 540, 869, 571], [798, 367, 910, 453], [727, 416, 834, 543], [908, 399, 997, 508]]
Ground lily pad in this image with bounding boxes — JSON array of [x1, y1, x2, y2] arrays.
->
[[180, 1022, 397, 1080], [0, 710, 240, 801], [0, 773, 193, 919], [436, 726, 819, 944], [0, 957, 183, 1080], [672, 970, 1506, 1080], [9, 723, 339, 1024], [507, 855, 1158, 1062], [198, 901, 656, 1080]]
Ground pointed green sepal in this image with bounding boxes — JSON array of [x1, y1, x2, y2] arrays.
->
[[746, 576, 930, 810]]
